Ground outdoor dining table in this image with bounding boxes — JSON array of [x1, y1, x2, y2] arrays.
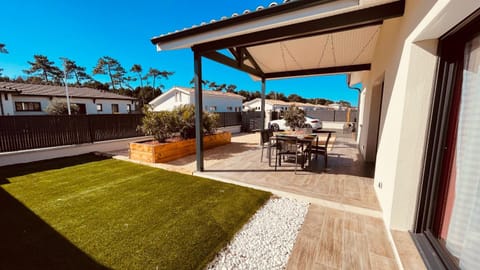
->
[[268, 132, 318, 171]]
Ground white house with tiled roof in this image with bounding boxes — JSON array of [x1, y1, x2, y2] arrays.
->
[[149, 86, 244, 112], [0, 82, 136, 115], [243, 98, 329, 112]]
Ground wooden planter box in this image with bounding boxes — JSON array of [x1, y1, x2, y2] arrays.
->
[[129, 132, 231, 163]]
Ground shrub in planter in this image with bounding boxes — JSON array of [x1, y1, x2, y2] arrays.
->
[[138, 107, 178, 142], [173, 105, 196, 139], [203, 111, 219, 135], [139, 105, 220, 143], [284, 105, 306, 130]]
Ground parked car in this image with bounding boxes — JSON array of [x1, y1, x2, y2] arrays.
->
[[268, 116, 323, 131]]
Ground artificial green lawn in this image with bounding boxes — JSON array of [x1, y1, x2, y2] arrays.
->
[[0, 154, 271, 269]]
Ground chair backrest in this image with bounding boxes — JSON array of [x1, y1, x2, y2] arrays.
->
[[260, 130, 271, 144], [267, 129, 274, 138], [276, 136, 298, 152], [314, 131, 332, 149]]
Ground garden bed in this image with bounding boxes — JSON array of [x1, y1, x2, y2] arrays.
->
[[129, 132, 232, 163]]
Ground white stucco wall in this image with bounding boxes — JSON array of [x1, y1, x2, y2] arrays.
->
[[151, 88, 242, 112], [359, 0, 480, 230], [151, 90, 188, 111], [9, 96, 134, 115], [243, 99, 275, 112], [200, 95, 243, 112], [11, 96, 50, 115], [1, 93, 14, 115], [93, 99, 135, 114]]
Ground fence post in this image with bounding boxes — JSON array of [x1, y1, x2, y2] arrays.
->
[[87, 116, 95, 143], [333, 111, 336, 122]]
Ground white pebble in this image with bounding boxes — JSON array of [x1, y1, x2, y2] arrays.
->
[[206, 197, 309, 270]]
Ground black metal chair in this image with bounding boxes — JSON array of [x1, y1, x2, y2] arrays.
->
[[260, 130, 270, 162], [274, 136, 302, 172], [309, 131, 332, 170], [260, 129, 277, 164]]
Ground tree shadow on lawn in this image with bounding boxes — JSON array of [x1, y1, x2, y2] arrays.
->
[[0, 153, 109, 184], [0, 188, 108, 269]]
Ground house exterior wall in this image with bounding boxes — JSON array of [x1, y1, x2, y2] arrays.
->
[[9, 96, 134, 115], [358, 0, 480, 230], [243, 99, 274, 112], [197, 95, 243, 112], [81, 98, 134, 114], [151, 90, 186, 111], [151, 88, 242, 112], [1, 93, 14, 115], [11, 96, 50, 115]]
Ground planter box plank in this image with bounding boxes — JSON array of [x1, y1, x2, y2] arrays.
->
[[129, 132, 231, 163]]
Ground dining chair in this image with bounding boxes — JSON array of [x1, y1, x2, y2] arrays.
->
[[274, 136, 301, 172], [260, 130, 270, 162], [309, 131, 332, 170]]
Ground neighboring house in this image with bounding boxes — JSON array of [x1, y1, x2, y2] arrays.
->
[[243, 98, 329, 112], [149, 86, 244, 112], [0, 82, 136, 115], [242, 98, 290, 112], [151, 0, 480, 268]]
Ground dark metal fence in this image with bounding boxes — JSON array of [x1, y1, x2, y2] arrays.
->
[[0, 114, 144, 152], [217, 112, 242, 127], [241, 111, 263, 132]]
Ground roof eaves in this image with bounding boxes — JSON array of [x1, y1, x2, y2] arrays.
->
[[151, 0, 338, 45]]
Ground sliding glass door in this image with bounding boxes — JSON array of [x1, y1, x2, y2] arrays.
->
[[414, 9, 480, 270]]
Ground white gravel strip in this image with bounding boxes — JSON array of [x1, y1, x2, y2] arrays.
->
[[206, 197, 309, 270]]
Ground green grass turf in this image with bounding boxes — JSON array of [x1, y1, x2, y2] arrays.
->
[[0, 154, 271, 269]]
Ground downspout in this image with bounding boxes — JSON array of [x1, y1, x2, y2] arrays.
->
[[347, 74, 361, 141]]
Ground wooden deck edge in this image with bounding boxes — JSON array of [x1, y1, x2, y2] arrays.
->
[[194, 171, 383, 218]]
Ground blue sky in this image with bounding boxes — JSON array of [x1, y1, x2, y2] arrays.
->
[[0, 0, 359, 106]]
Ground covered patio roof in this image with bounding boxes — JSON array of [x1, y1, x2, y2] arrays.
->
[[152, 0, 404, 79], [150, 0, 405, 171]]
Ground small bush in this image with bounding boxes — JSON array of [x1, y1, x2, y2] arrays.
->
[[138, 106, 178, 142], [203, 112, 219, 135], [139, 105, 220, 143], [173, 105, 196, 139], [284, 105, 306, 130], [46, 98, 79, 115]]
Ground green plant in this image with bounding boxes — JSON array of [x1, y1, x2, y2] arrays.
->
[[173, 104, 196, 139], [203, 112, 219, 135], [46, 98, 79, 115], [138, 106, 178, 142], [284, 105, 306, 130], [173, 104, 219, 138], [139, 105, 220, 142]]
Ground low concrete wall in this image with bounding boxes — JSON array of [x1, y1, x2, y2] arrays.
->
[[322, 121, 347, 130], [218, 125, 241, 134], [0, 136, 151, 167]]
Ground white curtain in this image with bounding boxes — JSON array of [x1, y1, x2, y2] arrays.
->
[[446, 36, 480, 269]]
